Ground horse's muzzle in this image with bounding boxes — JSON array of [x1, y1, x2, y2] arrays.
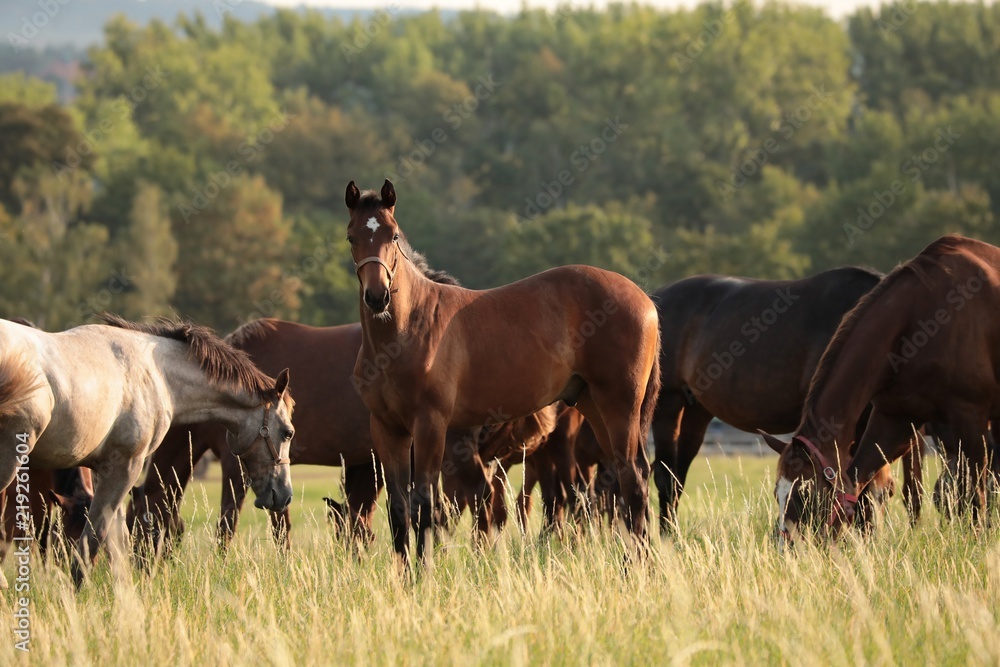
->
[[364, 288, 391, 314], [254, 485, 293, 511]]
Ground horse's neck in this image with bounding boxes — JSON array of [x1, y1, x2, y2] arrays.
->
[[157, 344, 258, 429], [803, 291, 912, 457], [360, 261, 440, 350]]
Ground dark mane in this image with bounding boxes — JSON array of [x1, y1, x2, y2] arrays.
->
[[802, 235, 973, 421], [97, 313, 278, 401], [402, 240, 461, 286], [226, 318, 280, 349]]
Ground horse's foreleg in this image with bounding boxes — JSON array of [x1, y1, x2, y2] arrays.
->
[[650, 393, 685, 534], [411, 418, 448, 564], [371, 417, 414, 568], [491, 473, 509, 531], [72, 455, 144, 587], [902, 430, 924, 526], [668, 403, 712, 533], [345, 462, 381, 545], [845, 411, 921, 534], [217, 449, 248, 552], [516, 458, 538, 533]]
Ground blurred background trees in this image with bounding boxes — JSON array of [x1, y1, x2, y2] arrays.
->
[[1, 1, 998, 331]]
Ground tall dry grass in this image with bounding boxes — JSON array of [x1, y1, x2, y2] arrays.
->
[[2, 456, 999, 666]]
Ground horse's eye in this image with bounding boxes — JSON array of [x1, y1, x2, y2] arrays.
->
[[392, 233, 400, 241], [283, 429, 294, 442], [347, 236, 356, 245]]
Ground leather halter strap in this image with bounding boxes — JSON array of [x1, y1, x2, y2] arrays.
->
[[354, 239, 410, 288], [793, 435, 838, 483], [232, 402, 290, 466]]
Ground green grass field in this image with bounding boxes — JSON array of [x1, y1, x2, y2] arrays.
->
[[3, 453, 1000, 665]]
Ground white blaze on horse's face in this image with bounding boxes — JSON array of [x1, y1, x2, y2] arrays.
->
[[365, 216, 380, 240], [775, 476, 795, 539]]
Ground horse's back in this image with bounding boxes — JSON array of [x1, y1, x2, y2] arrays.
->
[[653, 268, 880, 428]]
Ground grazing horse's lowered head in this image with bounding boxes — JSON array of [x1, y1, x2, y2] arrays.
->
[[98, 314, 297, 512]]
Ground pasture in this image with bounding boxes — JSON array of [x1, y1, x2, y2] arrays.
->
[[3, 454, 998, 665]]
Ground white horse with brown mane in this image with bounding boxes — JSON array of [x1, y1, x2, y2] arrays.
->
[[0, 314, 294, 586]]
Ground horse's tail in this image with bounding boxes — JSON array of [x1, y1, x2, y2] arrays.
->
[[638, 323, 662, 452], [0, 353, 42, 418]]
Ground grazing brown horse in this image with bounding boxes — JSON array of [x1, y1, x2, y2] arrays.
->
[[651, 268, 925, 533], [346, 179, 661, 565], [440, 404, 559, 533], [762, 235, 1000, 540]]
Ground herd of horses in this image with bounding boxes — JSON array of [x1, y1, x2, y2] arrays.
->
[[1, 178, 999, 585]]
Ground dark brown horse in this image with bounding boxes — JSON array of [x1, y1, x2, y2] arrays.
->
[[0, 467, 94, 564], [346, 179, 661, 565], [762, 235, 999, 539], [650, 267, 924, 533]]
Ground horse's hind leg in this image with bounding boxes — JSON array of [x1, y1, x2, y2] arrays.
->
[[577, 394, 649, 542]]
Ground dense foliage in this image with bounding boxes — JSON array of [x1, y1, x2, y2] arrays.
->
[[2, 1, 999, 331]]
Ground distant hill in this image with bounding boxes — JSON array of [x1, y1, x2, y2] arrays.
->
[[1, 0, 428, 49]]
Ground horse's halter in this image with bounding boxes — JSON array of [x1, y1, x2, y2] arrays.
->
[[789, 435, 858, 530], [354, 237, 410, 290], [230, 402, 290, 466]]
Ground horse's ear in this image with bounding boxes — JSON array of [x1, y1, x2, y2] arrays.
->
[[47, 490, 74, 513], [275, 368, 291, 397], [345, 181, 361, 210], [758, 429, 789, 454], [381, 179, 396, 211]]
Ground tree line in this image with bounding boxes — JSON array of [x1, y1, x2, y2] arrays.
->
[[1, 1, 998, 332]]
